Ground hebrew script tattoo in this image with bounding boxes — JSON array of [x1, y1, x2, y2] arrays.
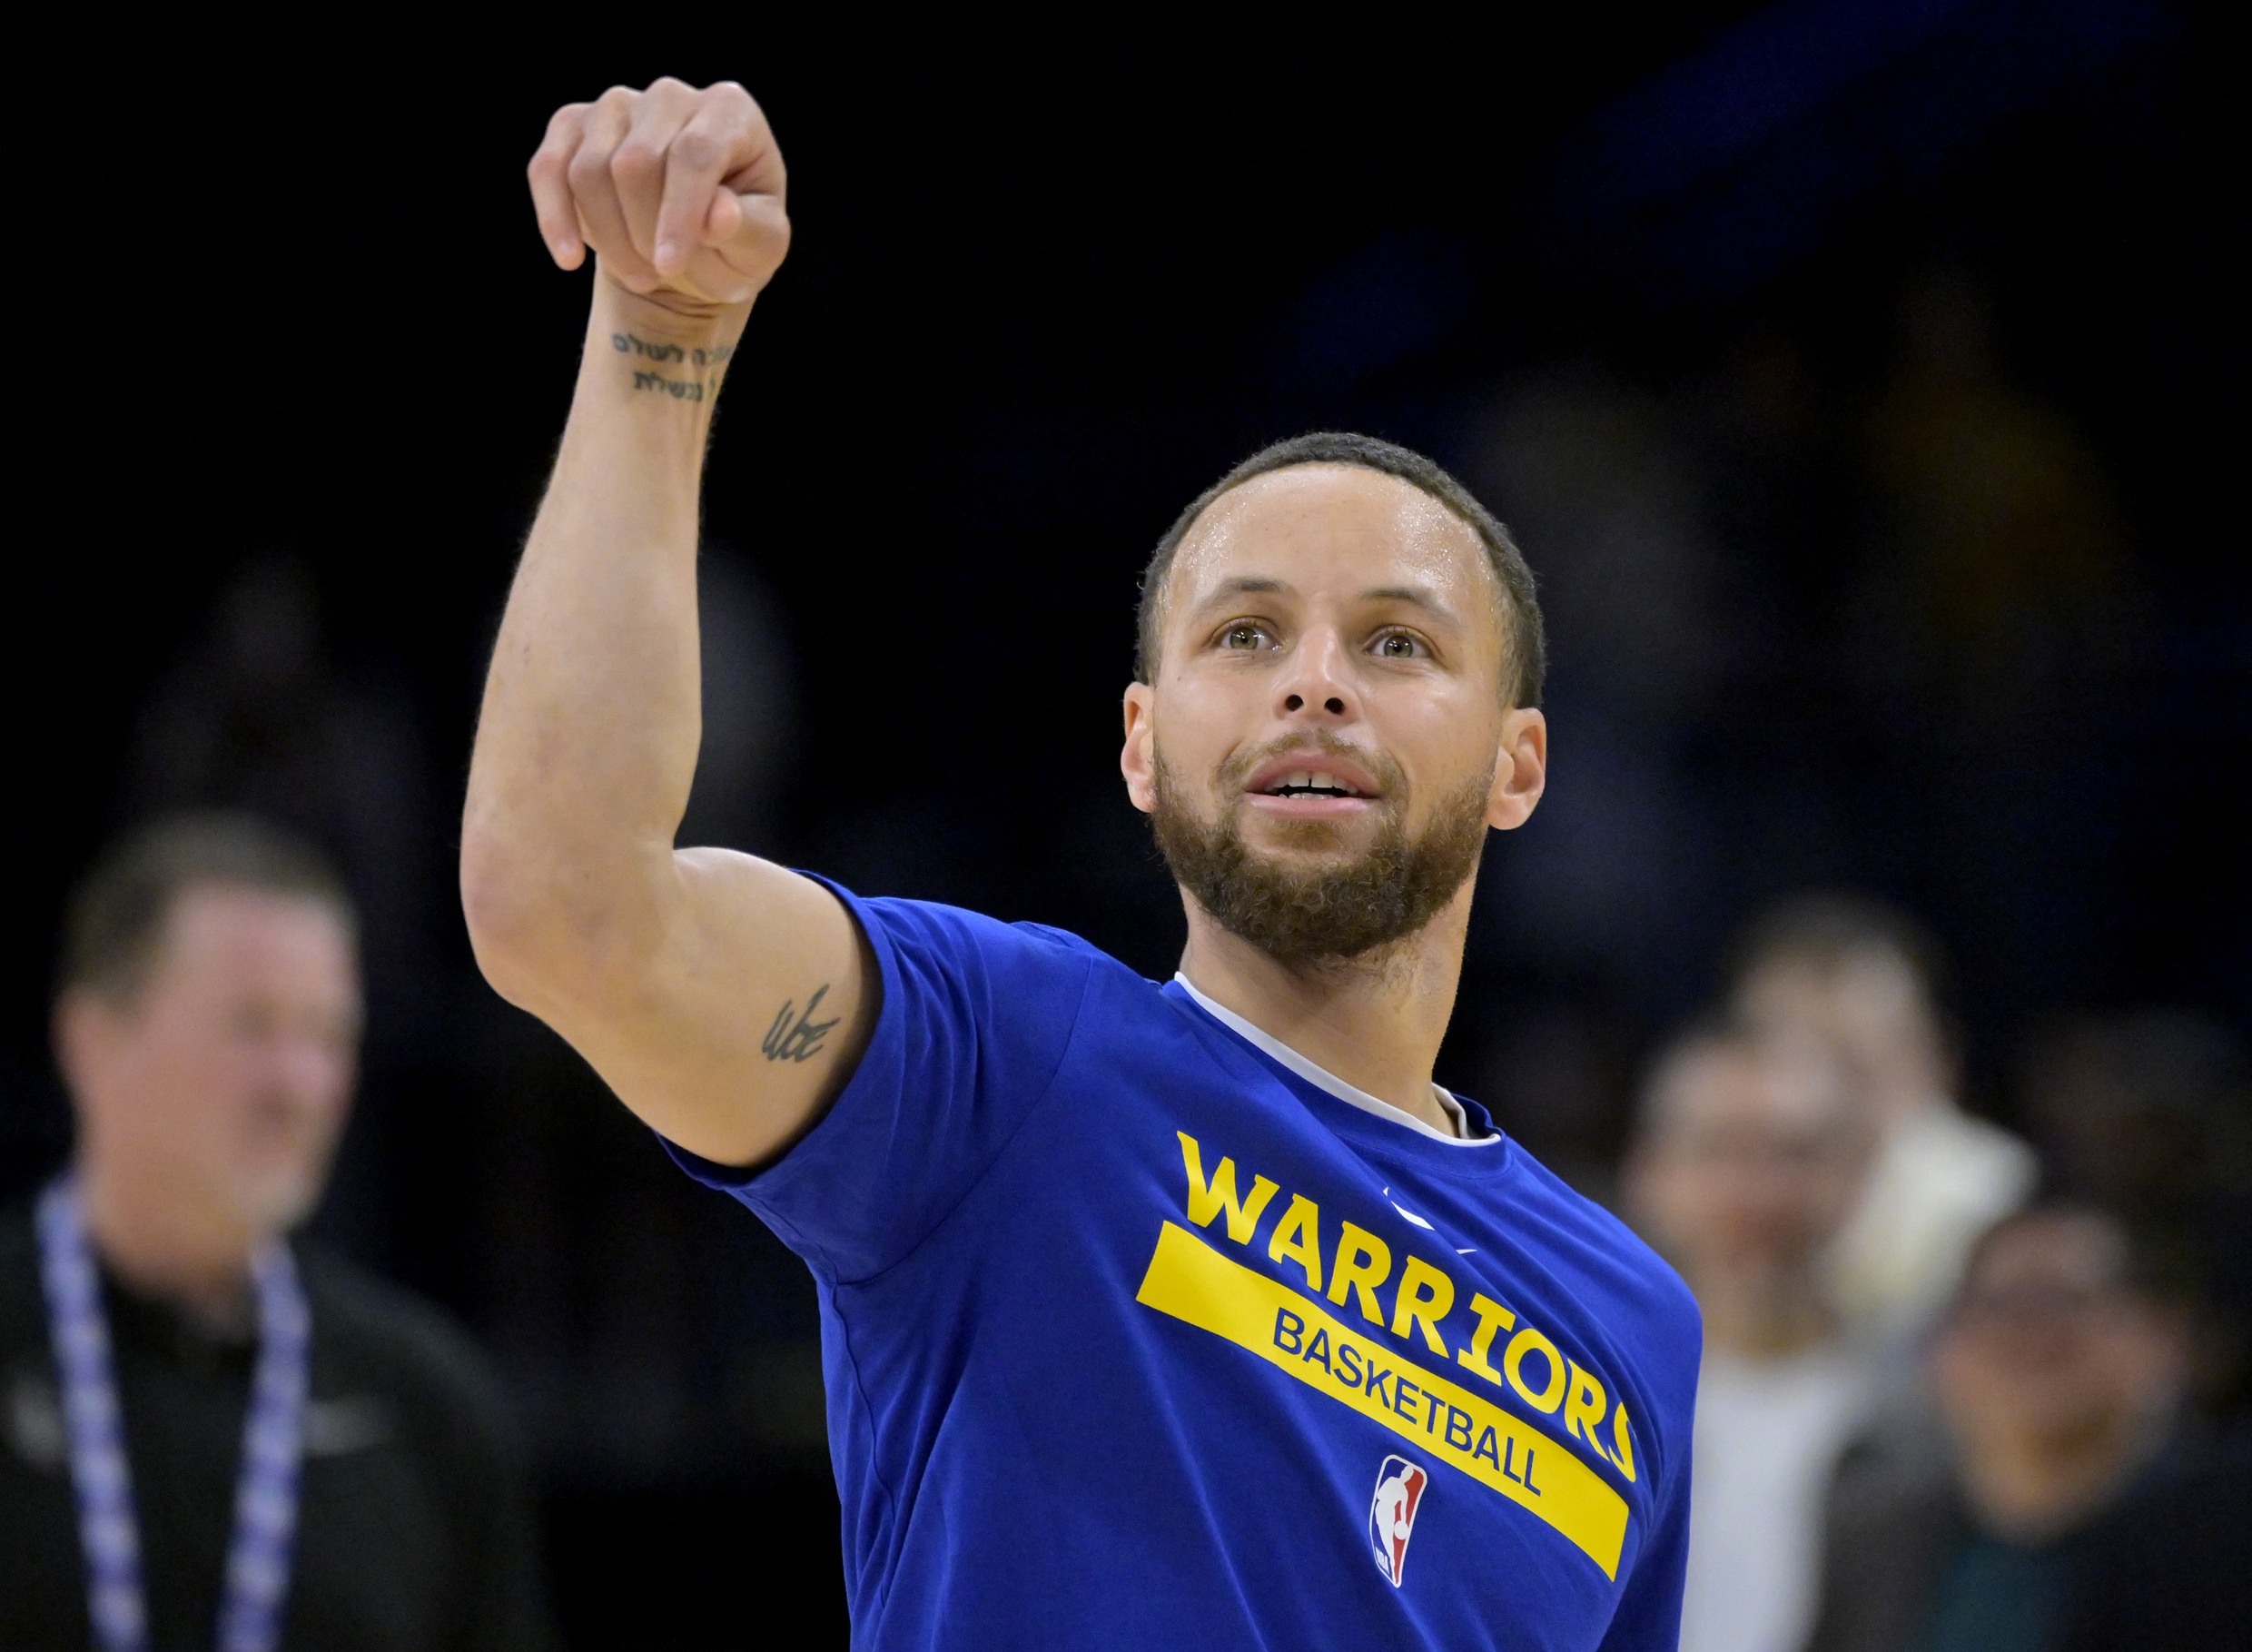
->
[[762, 984, 840, 1064], [613, 332, 736, 402]]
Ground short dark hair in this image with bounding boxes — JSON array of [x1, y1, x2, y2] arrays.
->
[[1955, 1200, 2193, 1313], [1728, 892, 1950, 1009], [1135, 431, 1546, 707], [60, 813, 355, 1004]]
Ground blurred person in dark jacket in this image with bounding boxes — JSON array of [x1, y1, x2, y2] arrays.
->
[[1804, 1202, 2249, 1652], [2023, 1010, 2252, 1420], [0, 816, 552, 1652], [1731, 895, 2034, 1348], [1626, 1026, 1876, 1652]]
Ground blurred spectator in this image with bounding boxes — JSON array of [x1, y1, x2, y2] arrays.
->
[[1732, 895, 2035, 1345], [2022, 1010, 2252, 1419], [1804, 1203, 2248, 1652], [118, 554, 447, 1273], [1625, 1026, 1874, 1652], [0, 816, 551, 1651], [121, 555, 442, 1053]]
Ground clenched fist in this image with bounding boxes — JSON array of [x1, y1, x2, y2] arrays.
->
[[528, 78, 790, 314]]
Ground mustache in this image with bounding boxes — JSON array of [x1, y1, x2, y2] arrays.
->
[[1149, 746, 1490, 967], [1214, 730, 1407, 799]]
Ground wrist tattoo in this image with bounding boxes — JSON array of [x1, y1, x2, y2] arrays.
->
[[631, 371, 708, 401], [762, 984, 840, 1063], [612, 332, 734, 402]]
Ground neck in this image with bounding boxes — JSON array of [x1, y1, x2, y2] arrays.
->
[[1689, 1261, 1838, 1360], [1179, 881, 1470, 1136], [1957, 1406, 2166, 1542], [74, 1152, 261, 1335]]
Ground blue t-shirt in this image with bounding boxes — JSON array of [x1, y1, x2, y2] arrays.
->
[[671, 887, 1701, 1650]]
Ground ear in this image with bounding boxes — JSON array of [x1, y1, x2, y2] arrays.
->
[[53, 988, 121, 1103], [1121, 682, 1158, 814], [1486, 707, 1547, 832]]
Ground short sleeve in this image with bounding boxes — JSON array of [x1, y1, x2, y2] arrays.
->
[[663, 881, 1099, 1282], [1596, 1421, 1692, 1652]]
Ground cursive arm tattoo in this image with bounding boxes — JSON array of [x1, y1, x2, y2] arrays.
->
[[762, 984, 841, 1063]]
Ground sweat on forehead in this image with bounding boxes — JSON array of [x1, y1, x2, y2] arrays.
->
[[1133, 432, 1546, 706], [1173, 468, 1490, 602]]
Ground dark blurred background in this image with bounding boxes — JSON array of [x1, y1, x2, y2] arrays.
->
[[5, 3, 2245, 1646]]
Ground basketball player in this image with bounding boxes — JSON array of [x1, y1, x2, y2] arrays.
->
[[463, 77, 1700, 1648]]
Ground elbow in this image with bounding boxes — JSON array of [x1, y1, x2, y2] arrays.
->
[[459, 821, 667, 1014], [459, 832, 552, 1007]]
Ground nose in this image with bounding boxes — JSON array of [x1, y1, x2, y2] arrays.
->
[[1276, 628, 1354, 721]]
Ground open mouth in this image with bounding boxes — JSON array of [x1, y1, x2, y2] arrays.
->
[[1240, 750, 1387, 815], [1263, 770, 1364, 799]]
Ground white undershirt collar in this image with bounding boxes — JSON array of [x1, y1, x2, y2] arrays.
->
[[1173, 974, 1498, 1147]]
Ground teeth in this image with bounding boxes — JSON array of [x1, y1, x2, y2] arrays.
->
[[1267, 767, 1362, 796]]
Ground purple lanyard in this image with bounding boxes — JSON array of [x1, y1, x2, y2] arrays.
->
[[35, 1177, 311, 1652]]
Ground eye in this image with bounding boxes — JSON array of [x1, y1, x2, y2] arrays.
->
[[1373, 631, 1426, 659], [1220, 622, 1274, 651]]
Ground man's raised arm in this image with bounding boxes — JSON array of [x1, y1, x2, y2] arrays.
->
[[461, 79, 869, 1167]]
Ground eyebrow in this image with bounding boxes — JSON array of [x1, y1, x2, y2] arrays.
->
[[1187, 577, 1462, 622], [1191, 575, 1291, 605], [1359, 583, 1460, 622]]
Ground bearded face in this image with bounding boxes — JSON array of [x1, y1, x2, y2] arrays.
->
[[1118, 463, 1546, 971], [1149, 732, 1494, 967]]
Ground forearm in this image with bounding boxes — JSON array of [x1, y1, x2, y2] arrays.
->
[[458, 79, 857, 1161], [462, 279, 746, 989]]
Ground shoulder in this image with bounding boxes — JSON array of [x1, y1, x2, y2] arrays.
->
[[1897, 1105, 2037, 1196], [849, 891, 1132, 1040], [1508, 1145, 1702, 1350], [0, 1197, 34, 1276], [0, 1200, 48, 1360], [1483, 1145, 1704, 1476], [857, 893, 1115, 978], [1803, 1412, 1962, 1652], [295, 1248, 515, 1446], [2069, 1430, 2252, 1648], [1824, 1405, 1957, 1537]]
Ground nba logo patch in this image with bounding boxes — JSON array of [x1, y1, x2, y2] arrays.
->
[[1367, 1454, 1429, 1588]]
